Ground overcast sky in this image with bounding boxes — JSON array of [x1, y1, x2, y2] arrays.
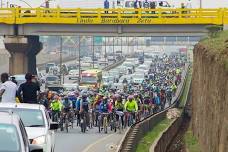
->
[[4, 0, 228, 8]]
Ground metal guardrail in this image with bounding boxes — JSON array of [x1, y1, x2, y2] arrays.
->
[[117, 64, 190, 152], [0, 8, 227, 25]]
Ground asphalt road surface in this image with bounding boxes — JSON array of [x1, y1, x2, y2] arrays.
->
[[55, 125, 126, 152]]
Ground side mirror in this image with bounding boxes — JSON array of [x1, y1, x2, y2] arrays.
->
[[50, 122, 58, 130], [29, 144, 43, 152]]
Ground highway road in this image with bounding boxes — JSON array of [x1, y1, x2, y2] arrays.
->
[[55, 125, 126, 152]]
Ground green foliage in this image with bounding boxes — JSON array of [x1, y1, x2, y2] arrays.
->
[[206, 25, 223, 38], [184, 129, 201, 152], [136, 119, 172, 152]]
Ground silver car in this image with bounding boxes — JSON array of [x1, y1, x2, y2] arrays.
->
[[0, 103, 58, 152]]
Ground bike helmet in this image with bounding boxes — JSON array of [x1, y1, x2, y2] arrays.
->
[[128, 95, 134, 100]]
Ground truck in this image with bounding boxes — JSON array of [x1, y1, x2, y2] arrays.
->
[[80, 69, 102, 89]]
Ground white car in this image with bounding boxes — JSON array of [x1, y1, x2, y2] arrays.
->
[[68, 69, 79, 80], [103, 76, 114, 87], [0, 103, 58, 152], [136, 64, 150, 74], [11, 74, 26, 86], [133, 73, 145, 84]]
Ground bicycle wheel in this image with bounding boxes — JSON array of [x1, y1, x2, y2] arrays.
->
[[65, 118, 69, 133], [104, 116, 108, 134]]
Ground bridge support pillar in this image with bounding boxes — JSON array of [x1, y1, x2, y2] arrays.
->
[[4, 36, 42, 75]]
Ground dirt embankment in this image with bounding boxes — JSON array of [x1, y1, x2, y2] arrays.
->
[[192, 41, 228, 152]]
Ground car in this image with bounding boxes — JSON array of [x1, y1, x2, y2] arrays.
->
[[136, 64, 150, 74], [62, 83, 79, 91], [68, 69, 79, 80], [67, 64, 78, 72], [102, 76, 114, 87], [132, 73, 145, 84], [45, 63, 55, 73], [11, 74, 26, 86], [0, 111, 43, 152], [108, 69, 121, 79], [45, 75, 60, 88], [119, 74, 133, 83], [0, 103, 58, 152]]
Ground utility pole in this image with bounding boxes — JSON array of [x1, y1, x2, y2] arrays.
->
[[92, 36, 95, 68], [59, 36, 63, 85], [199, 0, 202, 8], [113, 37, 115, 62], [121, 37, 123, 57], [105, 37, 107, 63], [78, 36, 81, 84]]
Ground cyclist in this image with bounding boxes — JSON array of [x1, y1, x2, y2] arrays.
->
[[39, 92, 49, 109], [93, 93, 103, 126], [124, 95, 138, 125], [80, 93, 90, 129], [99, 96, 110, 113], [115, 95, 124, 127], [50, 95, 62, 122], [62, 96, 72, 113]]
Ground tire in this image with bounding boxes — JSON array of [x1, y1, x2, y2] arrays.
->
[[65, 119, 69, 133]]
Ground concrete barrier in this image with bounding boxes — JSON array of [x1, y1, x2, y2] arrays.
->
[[118, 64, 190, 152]]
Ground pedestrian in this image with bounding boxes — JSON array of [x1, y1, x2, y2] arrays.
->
[[0, 73, 17, 103], [150, 1, 156, 14], [11, 76, 18, 85], [17, 73, 40, 104], [144, 0, 150, 14], [134, 0, 140, 14], [104, 0, 110, 14]]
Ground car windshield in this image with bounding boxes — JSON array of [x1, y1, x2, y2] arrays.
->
[[134, 74, 144, 79], [81, 76, 97, 83], [46, 76, 57, 81], [14, 75, 25, 81], [0, 109, 45, 127], [0, 124, 20, 152]]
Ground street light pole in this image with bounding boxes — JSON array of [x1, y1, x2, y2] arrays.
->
[[105, 37, 107, 63], [92, 36, 95, 68], [78, 36, 81, 84], [59, 36, 63, 85], [113, 37, 115, 62]]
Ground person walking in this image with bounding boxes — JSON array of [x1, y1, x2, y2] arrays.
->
[[17, 73, 40, 104], [0, 73, 17, 103], [104, 0, 110, 14], [150, 1, 156, 14]]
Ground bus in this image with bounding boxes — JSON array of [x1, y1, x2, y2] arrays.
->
[[80, 69, 102, 89]]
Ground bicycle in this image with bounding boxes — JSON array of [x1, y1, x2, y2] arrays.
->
[[80, 111, 87, 133], [115, 111, 124, 133], [98, 112, 109, 134]]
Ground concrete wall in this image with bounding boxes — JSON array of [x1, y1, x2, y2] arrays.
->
[[0, 49, 10, 73]]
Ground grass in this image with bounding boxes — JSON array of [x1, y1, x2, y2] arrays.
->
[[184, 129, 201, 152], [136, 118, 172, 152], [200, 30, 228, 72], [179, 68, 192, 108]]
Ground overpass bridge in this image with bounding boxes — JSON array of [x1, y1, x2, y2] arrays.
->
[[0, 7, 227, 74]]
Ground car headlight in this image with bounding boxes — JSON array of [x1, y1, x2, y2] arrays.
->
[[32, 135, 46, 145]]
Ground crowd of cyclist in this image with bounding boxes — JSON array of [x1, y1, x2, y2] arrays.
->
[[38, 53, 186, 133]]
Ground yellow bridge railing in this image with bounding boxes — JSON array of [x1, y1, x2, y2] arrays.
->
[[0, 8, 227, 25]]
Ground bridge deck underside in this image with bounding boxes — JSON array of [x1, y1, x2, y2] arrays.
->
[[0, 24, 208, 36]]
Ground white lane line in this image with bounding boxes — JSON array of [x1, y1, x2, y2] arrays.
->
[[82, 134, 115, 152]]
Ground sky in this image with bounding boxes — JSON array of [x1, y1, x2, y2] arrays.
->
[[3, 0, 228, 8]]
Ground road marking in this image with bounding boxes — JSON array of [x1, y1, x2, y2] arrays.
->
[[82, 134, 115, 152]]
